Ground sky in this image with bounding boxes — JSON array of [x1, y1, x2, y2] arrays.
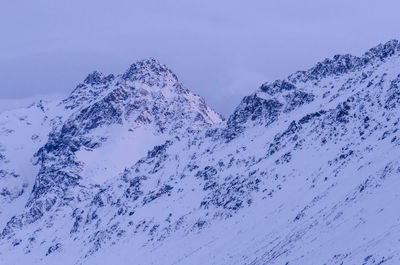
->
[[1, 0, 400, 117]]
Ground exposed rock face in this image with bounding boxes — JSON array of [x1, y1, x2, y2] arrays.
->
[[1, 41, 400, 265]]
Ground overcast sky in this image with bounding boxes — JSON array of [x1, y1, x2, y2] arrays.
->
[[1, 0, 400, 116]]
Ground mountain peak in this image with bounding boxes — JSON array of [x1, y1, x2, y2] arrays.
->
[[122, 58, 178, 87], [63, 58, 182, 109], [84, 71, 103, 84], [83, 71, 115, 85]]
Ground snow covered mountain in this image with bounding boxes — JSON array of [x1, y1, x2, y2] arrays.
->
[[1, 40, 400, 265]]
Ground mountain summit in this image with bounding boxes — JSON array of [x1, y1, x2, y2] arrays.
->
[[2, 41, 400, 265], [0, 59, 222, 238], [122, 58, 179, 86]]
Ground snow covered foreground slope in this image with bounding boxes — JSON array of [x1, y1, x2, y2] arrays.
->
[[2, 41, 400, 264]]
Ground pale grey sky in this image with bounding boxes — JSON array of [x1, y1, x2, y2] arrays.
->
[[1, 0, 400, 116]]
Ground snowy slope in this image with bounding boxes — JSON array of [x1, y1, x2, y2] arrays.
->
[[1, 41, 400, 265], [0, 99, 63, 229]]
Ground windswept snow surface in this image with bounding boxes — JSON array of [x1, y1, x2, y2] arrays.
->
[[2, 42, 400, 265]]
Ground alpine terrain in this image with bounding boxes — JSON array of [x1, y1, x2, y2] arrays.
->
[[1, 40, 400, 265]]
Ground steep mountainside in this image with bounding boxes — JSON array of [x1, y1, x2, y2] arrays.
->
[[1, 41, 400, 265]]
